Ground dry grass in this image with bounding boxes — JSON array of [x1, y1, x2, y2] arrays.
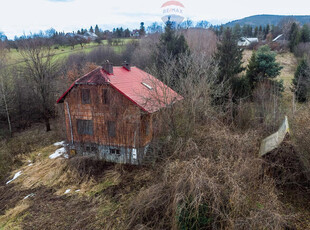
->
[[0, 49, 308, 229], [0, 202, 29, 230], [127, 121, 291, 230]]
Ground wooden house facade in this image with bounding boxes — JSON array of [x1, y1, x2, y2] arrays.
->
[[57, 62, 182, 164]]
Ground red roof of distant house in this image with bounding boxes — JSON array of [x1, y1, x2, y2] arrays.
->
[[57, 66, 183, 114], [161, 1, 185, 8]]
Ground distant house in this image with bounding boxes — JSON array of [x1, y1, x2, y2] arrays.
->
[[57, 62, 183, 165], [238, 37, 259, 47], [130, 29, 140, 37], [65, 32, 98, 41], [84, 32, 98, 41]]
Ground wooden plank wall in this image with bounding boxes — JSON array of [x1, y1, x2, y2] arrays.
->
[[63, 84, 153, 148]]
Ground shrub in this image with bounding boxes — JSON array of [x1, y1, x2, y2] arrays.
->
[[291, 106, 310, 184], [294, 42, 310, 58]]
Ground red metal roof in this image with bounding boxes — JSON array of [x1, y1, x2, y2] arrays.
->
[[161, 1, 185, 8], [57, 66, 183, 113]]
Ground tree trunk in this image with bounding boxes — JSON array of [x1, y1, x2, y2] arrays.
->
[[45, 117, 51, 132], [0, 78, 12, 137]]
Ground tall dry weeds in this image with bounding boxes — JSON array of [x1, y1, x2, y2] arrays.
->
[[127, 52, 291, 229]]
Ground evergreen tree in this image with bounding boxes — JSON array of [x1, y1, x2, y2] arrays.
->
[[292, 58, 310, 102], [124, 28, 131, 38], [219, 25, 224, 36], [246, 45, 283, 89], [258, 25, 263, 40], [157, 20, 189, 58], [214, 27, 244, 84], [139, 22, 145, 37], [300, 24, 310, 43], [233, 24, 242, 39], [289, 22, 300, 52], [95, 25, 100, 35], [89, 26, 94, 33], [254, 27, 259, 37], [266, 24, 270, 36], [155, 20, 189, 87]]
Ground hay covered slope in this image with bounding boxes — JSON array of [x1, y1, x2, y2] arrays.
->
[[0, 122, 296, 230]]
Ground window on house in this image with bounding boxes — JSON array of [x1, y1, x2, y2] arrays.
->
[[91, 146, 97, 152], [85, 145, 97, 152], [109, 148, 120, 155], [107, 121, 116, 137], [77, 119, 93, 135], [81, 89, 91, 104], [103, 89, 109, 104]]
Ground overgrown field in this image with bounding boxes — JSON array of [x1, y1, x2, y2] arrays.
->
[[1, 30, 310, 229], [0, 102, 309, 229]]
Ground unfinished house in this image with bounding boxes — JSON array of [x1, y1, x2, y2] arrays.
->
[[57, 62, 183, 164]]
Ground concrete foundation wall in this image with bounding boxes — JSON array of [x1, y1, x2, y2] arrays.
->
[[70, 142, 149, 165]]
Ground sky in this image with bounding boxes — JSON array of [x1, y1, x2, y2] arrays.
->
[[0, 0, 310, 39]]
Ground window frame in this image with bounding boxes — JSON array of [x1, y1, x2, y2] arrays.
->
[[107, 121, 116, 138], [81, 89, 91, 104], [77, 119, 94, 135], [109, 148, 120, 155], [102, 88, 109, 105]]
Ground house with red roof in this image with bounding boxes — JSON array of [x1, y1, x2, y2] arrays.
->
[[57, 61, 183, 164]]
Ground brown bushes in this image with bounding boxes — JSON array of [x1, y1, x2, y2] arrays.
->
[[128, 148, 288, 229], [126, 52, 294, 229], [291, 105, 310, 184]]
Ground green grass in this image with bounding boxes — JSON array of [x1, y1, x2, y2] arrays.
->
[[6, 38, 135, 67]]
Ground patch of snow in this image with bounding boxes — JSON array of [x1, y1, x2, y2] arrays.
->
[[132, 149, 137, 160], [75, 189, 80, 192], [6, 171, 22, 184], [24, 193, 35, 200], [64, 189, 71, 194], [64, 154, 69, 159], [53, 141, 65, 146], [28, 163, 33, 167], [27, 160, 31, 163], [49, 147, 66, 159]]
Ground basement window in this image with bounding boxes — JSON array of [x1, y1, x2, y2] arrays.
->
[[86, 146, 97, 152], [110, 148, 120, 155], [81, 89, 91, 104], [77, 119, 93, 135], [107, 121, 116, 137], [142, 82, 153, 90]]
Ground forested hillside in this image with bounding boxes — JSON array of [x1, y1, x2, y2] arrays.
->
[[225, 14, 310, 27]]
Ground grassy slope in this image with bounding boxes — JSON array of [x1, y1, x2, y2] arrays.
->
[[0, 123, 153, 229], [6, 38, 134, 66]]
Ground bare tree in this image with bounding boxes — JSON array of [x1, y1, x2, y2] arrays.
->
[[278, 17, 297, 40], [0, 43, 13, 136], [18, 38, 60, 132]]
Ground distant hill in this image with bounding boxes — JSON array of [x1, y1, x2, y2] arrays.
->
[[224, 14, 310, 27]]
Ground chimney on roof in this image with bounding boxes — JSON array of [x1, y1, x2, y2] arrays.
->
[[122, 61, 131, 71], [102, 60, 113, 74]]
